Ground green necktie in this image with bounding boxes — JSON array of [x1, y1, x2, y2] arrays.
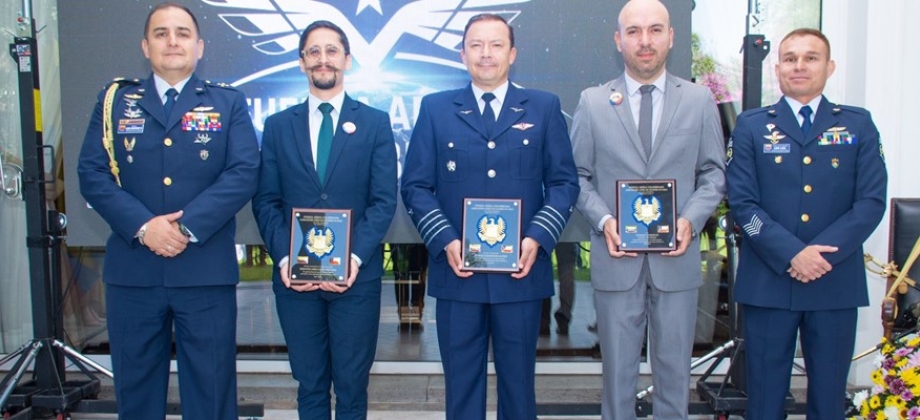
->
[[316, 102, 334, 184]]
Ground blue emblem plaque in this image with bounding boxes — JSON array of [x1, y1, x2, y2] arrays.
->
[[616, 180, 676, 252], [289, 208, 352, 283], [461, 198, 522, 272]]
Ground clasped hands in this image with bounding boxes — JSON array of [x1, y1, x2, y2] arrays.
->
[[787, 245, 838, 283], [142, 210, 188, 258]]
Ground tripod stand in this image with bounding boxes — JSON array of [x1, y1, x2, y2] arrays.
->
[[0, 2, 112, 418]]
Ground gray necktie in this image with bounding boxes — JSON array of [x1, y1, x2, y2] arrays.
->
[[638, 84, 655, 158]]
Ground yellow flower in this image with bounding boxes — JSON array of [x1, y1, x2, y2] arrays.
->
[[902, 367, 919, 384], [870, 395, 882, 409], [872, 369, 886, 385], [883, 342, 896, 354], [896, 357, 909, 368], [908, 337, 920, 347], [876, 411, 887, 420], [885, 394, 903, 408]]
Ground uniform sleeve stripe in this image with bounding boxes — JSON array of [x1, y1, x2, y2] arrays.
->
[[533, 214, 563, 238], [542, 206, 566, 225], [420, 218, 449, 241], [533, 219, 561, 242], [417, 209, 442, 229], [742, 214, 763, 237], [424, 225, 450, 247]]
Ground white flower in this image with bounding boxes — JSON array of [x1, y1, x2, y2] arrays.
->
[[873, 384, 886, 395], [873, 354, 885, 368], [852, 390, 869, 408], [884, 405, 900, 419]]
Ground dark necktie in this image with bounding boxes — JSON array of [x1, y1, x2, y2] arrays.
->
[[163, 88, 178, 117], [638, 84, 655, 158], [316, 102, 334, 184], [481, 92, 496, 137], [799, 105, 813, 136]]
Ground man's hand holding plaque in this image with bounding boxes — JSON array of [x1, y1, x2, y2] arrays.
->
[[615, 180, 677, 252], [460, 198, 523, 273], [288, 208, 352, 284]]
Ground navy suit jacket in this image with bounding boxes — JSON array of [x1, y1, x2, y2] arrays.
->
[[78, 74, 260, 287], [727, 96, 887, 310], [252, 95, 397, 295], [401, 83, 580, 304]]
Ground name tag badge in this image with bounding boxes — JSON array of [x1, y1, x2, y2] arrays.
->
[[763, 143, 791, 154], [117, 119, 145, 134], [182, 112, 222, 132]]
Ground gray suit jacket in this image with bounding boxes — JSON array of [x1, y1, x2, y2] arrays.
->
[[571, 73, 726, 292]]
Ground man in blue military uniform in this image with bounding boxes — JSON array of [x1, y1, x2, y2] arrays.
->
[[251, 20, 397, 420], [77, 3, 259, 419], [726, 28, 887, 419], [401, 14, 579, 420]]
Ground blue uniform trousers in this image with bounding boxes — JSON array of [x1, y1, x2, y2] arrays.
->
[[742, 304, 857, 420], [106, 284, 238, 420]]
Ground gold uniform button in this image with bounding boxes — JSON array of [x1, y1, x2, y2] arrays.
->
[[803, 185, 813, 193], [163, 177, 172, 186], [803, 156, 812, 165], [164, 138, 173, 147], [801, 214, 810, 223]]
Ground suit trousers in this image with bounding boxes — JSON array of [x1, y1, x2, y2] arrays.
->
[[276, 278, 382, 420], [594, 257, 698, 420], [742, 304, 857, 420], [106, 284, 238, 420], [437, 298, 542, 420]]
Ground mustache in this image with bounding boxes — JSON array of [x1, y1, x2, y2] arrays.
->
[[636, 47, 657, 56], [309, 64, 340, 72]]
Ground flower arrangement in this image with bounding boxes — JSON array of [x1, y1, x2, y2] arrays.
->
[[851, 335, 920, 419]]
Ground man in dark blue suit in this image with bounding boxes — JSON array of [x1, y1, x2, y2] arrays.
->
[[77, 3, 259, 419], [251, 21, 397, 420], [727, 28, 887, 419], [401, 14, 579, 420]]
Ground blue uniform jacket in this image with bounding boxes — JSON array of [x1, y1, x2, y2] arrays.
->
[[401, 83, 580, 304], [78, 74, 260, 287], [727, 97, 887, 310], [251, 95, 397, 295]]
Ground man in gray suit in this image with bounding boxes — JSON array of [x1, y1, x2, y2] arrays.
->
[[570, 1, 725, 418]]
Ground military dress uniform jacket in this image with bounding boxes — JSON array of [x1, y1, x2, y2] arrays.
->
[[78, 74, 260, 288], [727, 97, 887, 311], [401, 83, 580, 304]]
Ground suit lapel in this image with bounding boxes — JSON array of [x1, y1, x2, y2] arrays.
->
[[454, 85, 489, 138], [493, 84, 526, 138], [323, 95, 359, 185], [651, 75, 682, 159], [608, 77, 646, 161], [291, 101, 322, 187]]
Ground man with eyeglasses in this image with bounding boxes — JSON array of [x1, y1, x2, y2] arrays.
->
[[251, 20, 396, 420]]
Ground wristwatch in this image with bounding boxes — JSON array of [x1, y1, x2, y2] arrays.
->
[[137, 223, 149, 245]]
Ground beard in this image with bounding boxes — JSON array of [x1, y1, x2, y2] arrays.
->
[[310, 64, 339, 90], [623, 48, 667, 81]]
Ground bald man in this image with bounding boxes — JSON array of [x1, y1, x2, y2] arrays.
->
[[570, 1, 725, 418]]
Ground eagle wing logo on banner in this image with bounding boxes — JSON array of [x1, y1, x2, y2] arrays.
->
[[202, 0, 531, 85]]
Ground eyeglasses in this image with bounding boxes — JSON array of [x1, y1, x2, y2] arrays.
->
[[301, 45, 342, 61]]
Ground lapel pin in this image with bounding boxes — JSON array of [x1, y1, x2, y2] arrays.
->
[[447, 160, 457, 172], [460, 110, 473, 115], [831, 158, 839, 168], [511, 107, 524, 113], [766, 123, 775, 132], [609, 92, 623, 106], [512, 123, 534, 131], [200, 150, 210, 161], [343, 122, 356, 134]]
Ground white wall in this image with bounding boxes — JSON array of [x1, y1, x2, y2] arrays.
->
[[823, 0, 920, 386]]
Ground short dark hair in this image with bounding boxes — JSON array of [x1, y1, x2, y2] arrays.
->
[[462, 14, 515, 49], [781, 28, 831, 58], [144, 2, 200, 38], [299, 20, 351, 57]]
